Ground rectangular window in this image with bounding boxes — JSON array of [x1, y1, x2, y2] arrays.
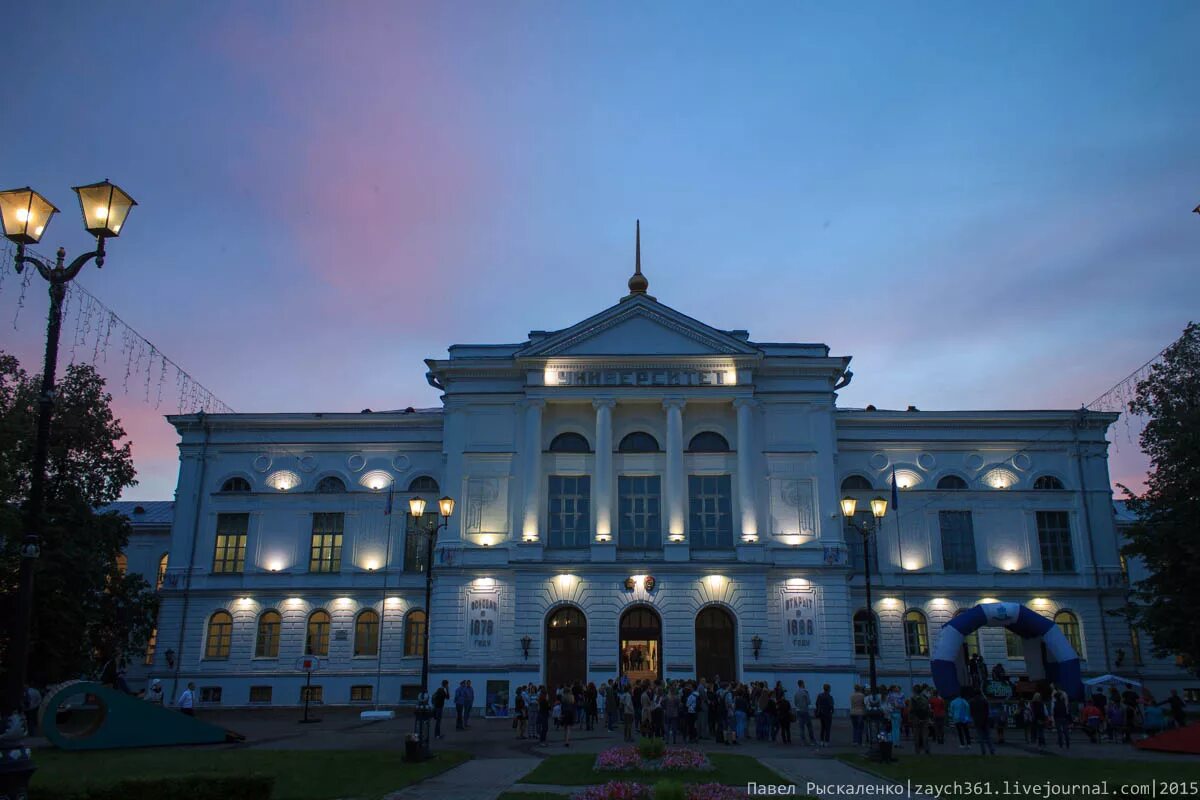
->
[[1184, 688, 1200, 704], [844, 512, 878, 574], [300, 685, 323, 703], [400, 685, 422, 702], [212, 513, 248, 573], [404, 513, 437, 572], [688, 475, 733, 549], [199, 687, 222, 704], [1037, 511, 1076, 573], [309, 513, 344, 573], [618, 475, 662, 550], [548, 475, 591, 548], [939, 510, 978, 573], [249, 686, 273, 704], [1006, 629, 1026, 659], [350, 685, 374, 703]]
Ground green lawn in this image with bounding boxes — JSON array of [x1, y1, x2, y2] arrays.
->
[[497, 793, 570, 800], [842, 754, 1200, 790], [30, 748, 471, 800], [519, 752, 791, 787]]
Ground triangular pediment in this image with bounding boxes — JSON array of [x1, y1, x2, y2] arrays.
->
[[517, 296, 760, 358]]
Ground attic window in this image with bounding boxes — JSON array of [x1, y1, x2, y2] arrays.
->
[[618, 432, 660, 453], [220, 477, 251, 493], [133, 505, 146, 515]]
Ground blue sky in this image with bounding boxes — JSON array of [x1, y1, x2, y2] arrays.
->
[[1, 1, 1197, 497]]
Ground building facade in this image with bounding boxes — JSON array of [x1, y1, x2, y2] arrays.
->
[[149, 270, 1147, 709]]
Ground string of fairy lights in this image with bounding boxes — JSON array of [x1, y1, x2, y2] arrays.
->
[[0, 241, 233, 415]]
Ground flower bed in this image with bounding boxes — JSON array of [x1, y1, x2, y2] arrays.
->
[[594, 745, 713, 773], [572, 780, 745, 800]]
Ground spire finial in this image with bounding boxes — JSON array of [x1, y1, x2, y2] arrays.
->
[[628, 219, 649, 295]]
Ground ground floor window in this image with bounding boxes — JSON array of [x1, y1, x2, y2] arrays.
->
[[401, 685, 422, 702], [300, 685, 324, 704], [350, 685, 374, 703], [199, 687, 223, 704], [249, 686, 273, 704]]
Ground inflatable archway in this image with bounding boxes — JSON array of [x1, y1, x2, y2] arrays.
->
[[931, 602, 1083, 700]]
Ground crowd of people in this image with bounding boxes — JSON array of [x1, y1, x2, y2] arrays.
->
[[424, 673, 1192, 754]]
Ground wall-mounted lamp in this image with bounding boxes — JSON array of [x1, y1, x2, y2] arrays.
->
[[751, 634, 763, 660], [521, 635, 532, 661]]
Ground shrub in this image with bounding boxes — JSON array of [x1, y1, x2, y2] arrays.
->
[[636, 736, 666, 760], [653, 779, 686, 800], [33, 774, 274, 800]]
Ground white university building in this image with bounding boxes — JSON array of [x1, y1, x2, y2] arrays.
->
[[140, 259, 1186, 710]]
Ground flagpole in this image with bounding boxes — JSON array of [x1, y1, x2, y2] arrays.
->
[[374, 478, 396, 709]]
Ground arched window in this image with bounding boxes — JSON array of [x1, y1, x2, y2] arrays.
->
[[549, 432, 591, 453], [220, 476, 251, 493], [688, 431, 730, 452], [255, 610, 281, 658], [316, 476, 347, 493], [306, 610, 331, 657], [404, 610, 427, 657], [205, 610, 233, 659], [618, 431, 660, 453], [355, 610, 380, 657], [853, 610, 878, 656], [156, 553, 169, 590], [115, 553, 128, 576], [904, 610, 929, 657], [841, 475, 873, 492], [953, 609, 981, 657], [408, 476, 439, 493], [1055, 610, 1083, 656], [937, 475, 968, 490], [1034, 475, 1065, 491]]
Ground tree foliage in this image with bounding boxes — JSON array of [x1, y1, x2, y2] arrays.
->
[[0, 351, 157, 687], [1120, 322, 1200, 673]]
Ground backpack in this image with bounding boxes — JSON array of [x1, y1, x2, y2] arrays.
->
[[910, 694, 930, 720]]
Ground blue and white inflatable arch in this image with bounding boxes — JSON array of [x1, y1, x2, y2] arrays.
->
[[931, 602, 1083, 700]]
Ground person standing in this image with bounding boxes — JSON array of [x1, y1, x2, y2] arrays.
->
[[432, 680, 449, 739], [537, 689, 551, 746], [949, 692, 972, 749], [1030, 692, 1048, 746], [1052, 689, 1071, 749], [815, 683, 834, 748], [144, 679, 164, 706], [1164, 689, 1187, 730], [454, 681, 467, 730], [886, 685, 904, 747], [463, 680, 475, 729], [930, 689, 946, 746], [910, 686, 931, 754], [777, 693, 793, 744], [621, 686, 636, 742], [586, 682, 598, 731], [969, 691, 995, 756], [22, 685, 42, 736], [561, 685, 576, 747], [848, 685, 866, 746], [793, 680, 814, 746], [177, 682, 197, 716]]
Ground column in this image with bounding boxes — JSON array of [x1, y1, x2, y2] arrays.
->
[[734, 398, 758, 542], [521, 399, 544, 542], [664, 398, 686, 542], [593, 399, 615, 542]]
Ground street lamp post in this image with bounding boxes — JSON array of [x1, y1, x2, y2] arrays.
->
[[840, 495, 889, 694], [406, 494, 454, 759], [0, 181, 136, 798]]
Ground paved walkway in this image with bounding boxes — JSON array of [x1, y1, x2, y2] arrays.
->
[[383, 757, 540, 800]]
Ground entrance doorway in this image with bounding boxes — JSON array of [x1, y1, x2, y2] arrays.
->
[[546, 606, 587, 690], [695, 606, 737, 683], [619, 606, 662, 683]]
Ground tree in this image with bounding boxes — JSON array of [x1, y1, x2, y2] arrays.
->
[[0, 351, 157, 687], [1120, 322, 1200, 673]]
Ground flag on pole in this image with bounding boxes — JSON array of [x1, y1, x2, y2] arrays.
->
[[891, 465, 900, 511], [384, 482, 394, 516]]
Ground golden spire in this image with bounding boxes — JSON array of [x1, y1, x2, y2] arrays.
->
[[627, 219, 649, 295]]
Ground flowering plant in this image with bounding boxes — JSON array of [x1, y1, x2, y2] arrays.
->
[[596, 746, 643, 771], [660, 748, 710, 771], [572, 781, 652, 800]]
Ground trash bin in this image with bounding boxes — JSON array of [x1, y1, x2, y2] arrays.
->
[[404, 734, 424, 762]]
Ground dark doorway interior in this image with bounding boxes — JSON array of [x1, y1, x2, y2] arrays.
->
[[695, 606, 737, 683], [546, 606, 587, 690]]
